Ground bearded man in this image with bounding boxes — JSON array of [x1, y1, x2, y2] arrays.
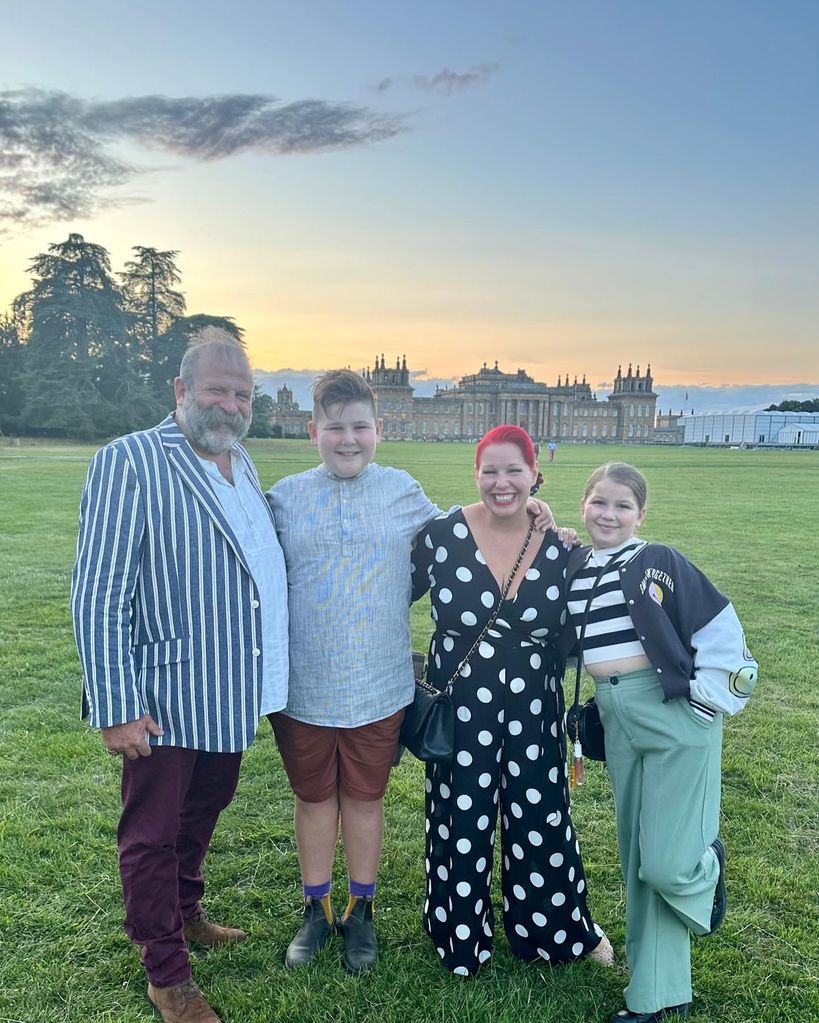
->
[[71, 332, 288, 1023]]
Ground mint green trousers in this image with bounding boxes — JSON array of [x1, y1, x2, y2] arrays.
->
[[595, 669, 723, 1013]]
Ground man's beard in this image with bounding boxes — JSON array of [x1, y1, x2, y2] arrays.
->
[[178, 393, 251, 455]]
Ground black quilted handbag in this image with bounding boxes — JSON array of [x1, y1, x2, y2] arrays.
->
[[400, 670, 455, 763], [566, 695, 606, 762]]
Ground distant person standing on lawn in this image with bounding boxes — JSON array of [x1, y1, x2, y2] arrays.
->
[[547, 440, 557, 462], [564, 462, 758, 1023], [71, 332, 289, 1023]]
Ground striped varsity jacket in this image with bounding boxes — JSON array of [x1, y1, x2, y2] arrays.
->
[[70, 415, 277, 752]]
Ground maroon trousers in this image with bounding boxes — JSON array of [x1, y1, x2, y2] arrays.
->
[[118, 747, 242, 987]]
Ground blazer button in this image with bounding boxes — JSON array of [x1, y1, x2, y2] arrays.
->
[[251, 599, 260, 609], [252, 648, 261, 657]]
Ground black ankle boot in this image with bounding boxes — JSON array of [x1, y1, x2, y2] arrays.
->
[[285, 895, 336, 968], [340, 895, 377, 974], [610, 1004, 690, 1023]]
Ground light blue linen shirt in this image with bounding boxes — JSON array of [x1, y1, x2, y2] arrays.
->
[[198, 452, 289, 715], [267, 462, 442, 727]]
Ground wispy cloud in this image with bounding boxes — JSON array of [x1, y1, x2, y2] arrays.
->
[[372, 62, 499, 95], [413, 61, 499, 94], [0, 88, 406, 228]]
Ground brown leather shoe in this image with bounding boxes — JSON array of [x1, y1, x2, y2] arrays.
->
[[183, 911, 247, 947], [147, 980, 222, 1022]]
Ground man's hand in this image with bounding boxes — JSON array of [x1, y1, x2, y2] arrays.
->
[[527, 497, 554, 531], [102, 714, 163, 760]]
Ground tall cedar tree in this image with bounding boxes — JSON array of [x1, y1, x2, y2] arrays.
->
[[15, 234, 162, 437], [120, 247, 186, 391]]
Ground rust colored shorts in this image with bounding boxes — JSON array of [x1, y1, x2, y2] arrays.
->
[[268, 709, 405, 803]]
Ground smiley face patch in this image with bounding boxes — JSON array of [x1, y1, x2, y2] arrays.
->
[[729, 665, 758, 698]]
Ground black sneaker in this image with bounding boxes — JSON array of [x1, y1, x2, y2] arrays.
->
[[340, 895, 377, 974], [708, 837, 727, 933], [284, 895, 336, 968]]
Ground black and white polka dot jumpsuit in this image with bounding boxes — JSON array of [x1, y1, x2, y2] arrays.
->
[[411, 511, 605, 975]]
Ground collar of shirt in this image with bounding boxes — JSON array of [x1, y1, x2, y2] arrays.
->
[[315, 462, 376, 485], [587, 538, 645, 568], [196, 449, 243, 487]]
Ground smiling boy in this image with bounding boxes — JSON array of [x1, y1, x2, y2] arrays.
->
[[266, 370, 446, 974]]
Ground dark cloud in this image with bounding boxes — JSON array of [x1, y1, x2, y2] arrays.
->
[[413, 61, 499, 94], [372, 78, 394, 94], [0, 88, 406, 228]]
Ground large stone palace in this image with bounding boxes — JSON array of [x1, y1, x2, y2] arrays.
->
[[270, 357, 658, 443]]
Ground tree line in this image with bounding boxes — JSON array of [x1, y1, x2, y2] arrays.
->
[[764, 399, 819, 413], [0, 234, 275, 439]]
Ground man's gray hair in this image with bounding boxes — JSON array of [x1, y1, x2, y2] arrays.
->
[[179, 328, 251, 389]]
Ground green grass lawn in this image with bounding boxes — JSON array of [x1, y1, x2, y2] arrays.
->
[[1, 440, 817, 1023]]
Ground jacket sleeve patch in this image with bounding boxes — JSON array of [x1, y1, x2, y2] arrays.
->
[[729, 665, 758, 698], [639, 567, 675, 597]]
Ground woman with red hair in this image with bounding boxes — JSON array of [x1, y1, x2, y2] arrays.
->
[[412, 425, 612, 976]]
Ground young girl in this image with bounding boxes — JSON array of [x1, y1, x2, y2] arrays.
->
[[565, 463, 758, 1023]]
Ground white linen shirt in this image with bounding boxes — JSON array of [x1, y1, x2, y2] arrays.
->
[[198, 452, 289, 715], [267, 462, 442, 727]]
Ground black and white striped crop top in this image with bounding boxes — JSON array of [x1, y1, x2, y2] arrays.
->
[[567, 541, 647, 666]]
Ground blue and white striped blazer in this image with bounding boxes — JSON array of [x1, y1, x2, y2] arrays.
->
[[71, 415, 274, 753]]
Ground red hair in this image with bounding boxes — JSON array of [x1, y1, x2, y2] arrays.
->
[[475, 425, 537, 469]]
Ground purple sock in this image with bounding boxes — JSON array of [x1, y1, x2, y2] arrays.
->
[[349, 879, 376, 899], [303, 880, 331, 900]]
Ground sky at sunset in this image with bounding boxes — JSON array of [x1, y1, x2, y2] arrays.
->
[[2, 1, 818, 406]]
